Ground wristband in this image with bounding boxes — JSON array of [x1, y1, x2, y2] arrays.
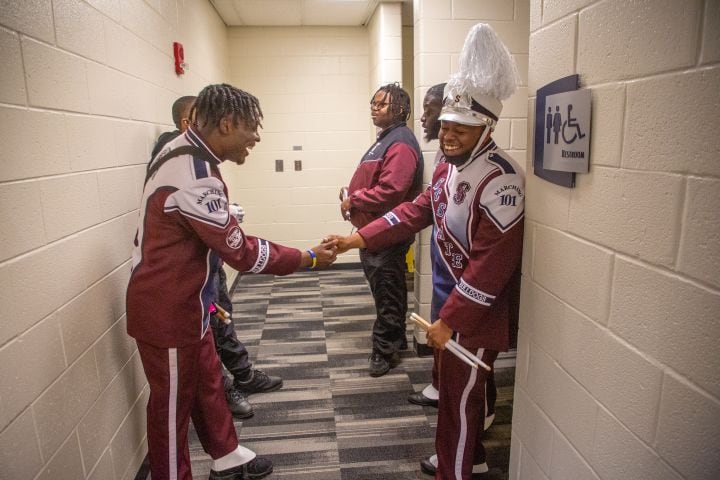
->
[[306, 249, 317, 269]]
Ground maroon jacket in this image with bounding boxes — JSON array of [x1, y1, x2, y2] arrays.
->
[[127, 129, 301, 348], [347, 123, 423, 228]]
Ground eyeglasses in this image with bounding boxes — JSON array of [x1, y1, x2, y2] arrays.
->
[[370, 101, 390, 110]]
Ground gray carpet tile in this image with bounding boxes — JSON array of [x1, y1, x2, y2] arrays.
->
[[175, 267, 511, 479]]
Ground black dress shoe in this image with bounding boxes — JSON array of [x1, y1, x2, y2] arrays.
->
[[408, 391, 439, 408], [369, 350, 399, 377], [369, 351, 390, 377], [208, 456, 273, 479], [225, 387, 253, 419], [234, 369, 283, 396]]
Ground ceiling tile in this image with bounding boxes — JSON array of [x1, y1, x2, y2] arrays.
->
[[233, 0, 303, 26], [212, 0, 409, 27], [210, 0, 244, 25], [302, 0, 372, 26]]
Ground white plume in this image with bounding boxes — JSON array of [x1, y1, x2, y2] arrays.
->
[[447, 23, 520, 101]]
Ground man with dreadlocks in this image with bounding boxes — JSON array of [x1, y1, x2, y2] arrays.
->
[[329, 24, 523, 478], [340, 82, 424, 377], [127, 83, 337, 480], [150, 95, 282, 422]]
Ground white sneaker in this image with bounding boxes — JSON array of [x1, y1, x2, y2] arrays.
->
[[421, 454, 488, 475], [473, 462, 489, 474]]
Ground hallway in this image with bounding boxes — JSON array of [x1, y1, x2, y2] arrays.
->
[[183, 267, 514, 479]]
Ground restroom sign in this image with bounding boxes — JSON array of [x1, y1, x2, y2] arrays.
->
[[543, 89, 591, 173]]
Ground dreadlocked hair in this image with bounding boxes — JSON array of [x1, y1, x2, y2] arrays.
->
[[374, 82, 411, 122], [193, 84, 263, 131]]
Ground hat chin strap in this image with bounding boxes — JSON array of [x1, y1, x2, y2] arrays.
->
[[470, 125, 492, 158]]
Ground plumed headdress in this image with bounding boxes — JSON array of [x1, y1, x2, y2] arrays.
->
[[440, 23, 520, 128]]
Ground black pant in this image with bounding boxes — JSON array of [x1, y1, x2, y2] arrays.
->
[[211, 268, 251, 382], [360, 242, 410, 356]]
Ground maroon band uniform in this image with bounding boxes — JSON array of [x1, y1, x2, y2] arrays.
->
[[359, 141, 524, 479], [127, 128, 302, 479]]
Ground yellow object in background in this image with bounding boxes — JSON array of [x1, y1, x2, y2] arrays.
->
[[406, 245, 414, 273]]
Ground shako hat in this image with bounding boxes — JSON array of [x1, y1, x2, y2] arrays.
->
[[439, 23, 520, 128]]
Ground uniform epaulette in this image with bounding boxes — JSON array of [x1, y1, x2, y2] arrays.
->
[[486, 151, 516, 175]]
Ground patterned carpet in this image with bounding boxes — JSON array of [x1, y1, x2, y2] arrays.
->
[[148, 266, 513, 479]]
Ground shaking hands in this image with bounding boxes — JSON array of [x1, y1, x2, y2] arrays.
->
[[322, 233, 366, 255], [301, 232, 367, 271], [302, 239, 339, 269]]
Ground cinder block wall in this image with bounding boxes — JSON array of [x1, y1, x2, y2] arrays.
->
[[225, 26, 372, 263], [0, 1, 228, 479], [411, 0, 530, 323], [369, 2, 403, 90], [512, 1, 720, 479]]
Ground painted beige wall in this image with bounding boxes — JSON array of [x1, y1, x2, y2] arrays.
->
[[411, 0, 530, 328], [224, 26, 373, 263], [512, 1, 720, 479], [0, 1, 228, 478]]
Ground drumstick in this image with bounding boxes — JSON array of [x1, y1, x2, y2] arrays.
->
[[409, 313, 491, 371], [212, 302, 232, 325], [409, 314, 475, 368]]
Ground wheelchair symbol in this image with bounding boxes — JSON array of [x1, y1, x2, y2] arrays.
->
[[547, 104, 586, 145], [562, 104, 586, 144]]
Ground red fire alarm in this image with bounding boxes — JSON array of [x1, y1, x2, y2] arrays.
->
[[173, 42, 185, 75]]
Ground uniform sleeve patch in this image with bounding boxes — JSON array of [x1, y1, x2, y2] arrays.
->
[[479, 173, 525, 232], [456, 278, 495, 306], [383, 212, 400, 226], [250, 239, 270, 273], [226, 226, 244, 249], [164, 176, 229, 227]]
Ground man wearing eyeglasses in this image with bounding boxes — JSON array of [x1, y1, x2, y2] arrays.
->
[[339, 82, 424, 377]]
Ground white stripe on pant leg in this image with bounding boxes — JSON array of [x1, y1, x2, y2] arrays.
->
[[484, 377, 488, 419], [169, 348, 178, 480], [454, 346, 483, 480]]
